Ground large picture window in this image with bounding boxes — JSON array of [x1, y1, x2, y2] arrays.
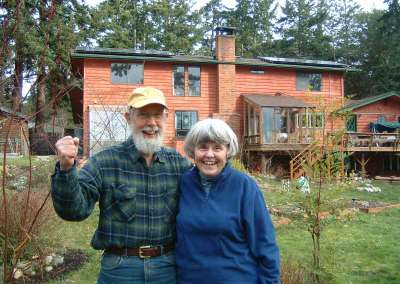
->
[[175, 111, 198, 137], [173, 65, 201, 96], [89, 105, 131, 155], [296, 72, 322, 91], [111, 63, 143, 84]]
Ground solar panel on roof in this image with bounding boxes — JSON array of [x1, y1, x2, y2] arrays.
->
[[258, 56, 346, 67], [74, 47, 174, 57]]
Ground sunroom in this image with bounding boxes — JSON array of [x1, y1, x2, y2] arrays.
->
[[242, 94, 324, 150]]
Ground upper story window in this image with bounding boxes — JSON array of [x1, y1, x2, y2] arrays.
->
[[173, 65, 201, 96], [111, 63, 143, 84], [175, 111, 198, 137], [296, 72, 322, 92]]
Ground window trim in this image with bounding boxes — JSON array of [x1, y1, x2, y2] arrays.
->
[[110, 62, 144, 85], [174, 110, 198, 137]]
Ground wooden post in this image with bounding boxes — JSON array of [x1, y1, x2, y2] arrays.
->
[[261, 153, 267, 175], [354, 153, 371, 178]]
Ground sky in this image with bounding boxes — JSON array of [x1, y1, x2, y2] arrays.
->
[[85, 0, 387, 12]]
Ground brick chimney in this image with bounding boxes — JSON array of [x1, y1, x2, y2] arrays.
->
[[213, 27, 241, 141]]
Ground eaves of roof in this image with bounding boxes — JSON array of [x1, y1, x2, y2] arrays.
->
[[72, 49, 353, 71], [236, 59, 353, 72], [71, 52, 219, 64], [339, 91, 400, 113]]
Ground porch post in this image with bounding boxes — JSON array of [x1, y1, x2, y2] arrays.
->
[[261, 153, 267, 175]]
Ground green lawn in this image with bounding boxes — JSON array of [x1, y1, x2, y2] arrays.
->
[[46, 178, 399, 284], [2, 157, 399, 283], [262, 177, 400, 284]]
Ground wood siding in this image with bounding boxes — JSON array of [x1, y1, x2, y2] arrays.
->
[[235, 66, 345, 137], [80, 59, 345, 155], [82, 59, 218, 154], [352, 97, 400, 132], [0, 113, 29, 154]]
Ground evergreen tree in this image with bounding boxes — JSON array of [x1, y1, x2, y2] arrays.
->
[[346, 1, 400, 97], [275, 0, 330, 58], [148, 0, 200, 53], [374, 0, 400, 93], [91, 0, 152, 49], [229, 0, 277, 57], [326, 0, 361, 63], [197, 0, 229, 56]]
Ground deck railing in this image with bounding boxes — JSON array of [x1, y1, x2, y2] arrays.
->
[[243, 133, 318, 145], [344, 132, 400, 148]]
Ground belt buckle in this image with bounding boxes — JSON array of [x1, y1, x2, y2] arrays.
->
[[139, 245, 151, 259]]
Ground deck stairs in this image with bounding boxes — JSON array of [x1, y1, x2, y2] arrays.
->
[[289, 141, 322, 180]]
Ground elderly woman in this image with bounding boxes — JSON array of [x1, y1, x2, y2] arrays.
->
[[176, 118, 280, 284]]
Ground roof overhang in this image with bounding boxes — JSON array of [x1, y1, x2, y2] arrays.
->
[[242, 94, 312, 108], [71, 48, 353, 71], [338, 91, 400, 113]]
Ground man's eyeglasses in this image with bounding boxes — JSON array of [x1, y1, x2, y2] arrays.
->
[[134, 111, 167, 121]]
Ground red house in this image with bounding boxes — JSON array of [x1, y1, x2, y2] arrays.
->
[[69, 27, 349, 176], [341, 92, 400, 176]]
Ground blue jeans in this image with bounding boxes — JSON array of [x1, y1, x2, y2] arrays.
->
[[97, 251, 177, 284]]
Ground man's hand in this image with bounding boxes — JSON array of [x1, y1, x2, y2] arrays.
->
[[56, 136, 79, 171]]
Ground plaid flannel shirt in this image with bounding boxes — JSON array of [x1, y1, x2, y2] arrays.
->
[[51, 137, 191, 250]]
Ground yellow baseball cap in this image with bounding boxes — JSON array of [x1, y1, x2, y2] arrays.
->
[[127, 87, 167, 109]]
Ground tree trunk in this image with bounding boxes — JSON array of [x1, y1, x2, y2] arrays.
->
[[12, 0, 24, 112], [35, 68, 46, 134], [12, 54, 23, 112]]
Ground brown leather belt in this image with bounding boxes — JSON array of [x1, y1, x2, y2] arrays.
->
[[104, 242, 175, 259]]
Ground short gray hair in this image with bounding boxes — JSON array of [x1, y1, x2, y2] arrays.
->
[[184, 118, 239, 159]]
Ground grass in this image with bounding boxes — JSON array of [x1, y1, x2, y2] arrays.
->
[[262, 176, 400, 284], [45, 210, 101, 284], [2, 157, 399, 283]]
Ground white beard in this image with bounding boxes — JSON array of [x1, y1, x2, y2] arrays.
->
[[131, 124, 163, 155]]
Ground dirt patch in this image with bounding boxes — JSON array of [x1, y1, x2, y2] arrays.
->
[[13, 249, 89, 284]]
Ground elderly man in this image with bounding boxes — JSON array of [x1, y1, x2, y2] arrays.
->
[[51, 87, 190, 284]]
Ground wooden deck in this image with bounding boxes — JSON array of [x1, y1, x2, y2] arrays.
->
[[244, 143, 310, 152], [345, 132, 399, 152], [347, 146, 400, 152]]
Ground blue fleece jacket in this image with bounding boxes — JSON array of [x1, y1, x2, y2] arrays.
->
[[176, 163, 280, 284]]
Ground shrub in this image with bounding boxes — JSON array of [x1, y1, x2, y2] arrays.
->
[[231, 158, 249, 174], [280, 258, 310, 284], [0, 189, 60, 281]]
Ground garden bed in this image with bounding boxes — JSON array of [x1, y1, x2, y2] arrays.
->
[[12, 249, 88, 284]]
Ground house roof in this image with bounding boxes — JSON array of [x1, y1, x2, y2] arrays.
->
[[339, 91, 400, 112], [242, 94, 312, 108], [72, 47, 351, 72], [0, 106, 27, 120]]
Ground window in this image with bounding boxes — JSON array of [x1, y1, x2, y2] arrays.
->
[[311, 113, 324, 128], [296, 112, 324, 128], [296, 72, 322, 91], [111, 63, 143, 84], [175, 111, 198, 137], [346, 115, 357, 132], [173, 66, 185, 96], [89, 105, 131, 155], [188, 66, 200, 96], [173, 65, 201, 96]]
